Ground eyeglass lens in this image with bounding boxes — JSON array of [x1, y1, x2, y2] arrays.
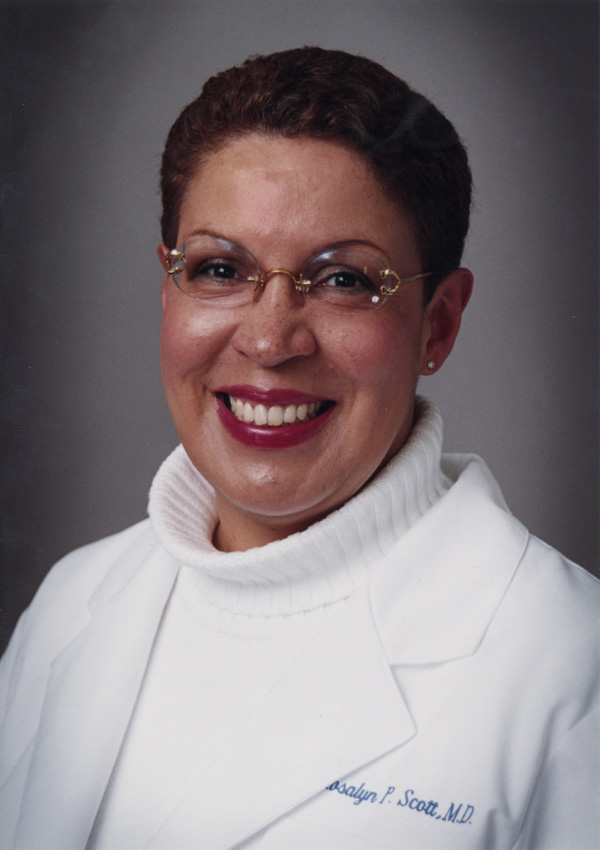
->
[[170, 234, 399, 313]]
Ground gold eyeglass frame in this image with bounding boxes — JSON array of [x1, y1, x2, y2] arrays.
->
[[165, 247, 431, 302]]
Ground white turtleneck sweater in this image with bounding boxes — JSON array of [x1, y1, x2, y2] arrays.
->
[[88, 400, 449, 848]]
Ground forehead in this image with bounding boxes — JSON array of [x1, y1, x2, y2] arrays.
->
[[177, 134, 416, 261], [193, 133, 376, 187]]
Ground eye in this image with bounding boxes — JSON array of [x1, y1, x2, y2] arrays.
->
[[177, 249, 256, 301], [314, 266, 374, 294], [192, 258, 246, 281]]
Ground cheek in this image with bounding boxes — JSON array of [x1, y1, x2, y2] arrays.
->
[[326, 310, 423, 388], [160, 303, 234, 384]]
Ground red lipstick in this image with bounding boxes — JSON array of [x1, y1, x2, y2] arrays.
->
[[215, 389, 334, 449], [217, 385, 328, 405]]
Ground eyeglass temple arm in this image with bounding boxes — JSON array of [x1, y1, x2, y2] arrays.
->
[[379, 270, 432, 296]]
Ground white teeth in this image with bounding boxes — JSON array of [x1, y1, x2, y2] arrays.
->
[[254, 404, 268, 426], [228, 396, 324, 427], [267, 406, 284, 426]]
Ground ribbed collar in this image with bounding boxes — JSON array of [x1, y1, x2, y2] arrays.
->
[[148, 397, 449, 616]]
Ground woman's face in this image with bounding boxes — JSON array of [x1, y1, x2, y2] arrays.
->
[[159, 134, 461, 550]]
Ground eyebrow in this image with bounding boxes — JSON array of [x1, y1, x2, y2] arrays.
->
[[181, 230, 391, 262]]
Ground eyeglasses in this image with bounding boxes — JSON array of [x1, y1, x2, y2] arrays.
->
[[165, 233, 431, 316]]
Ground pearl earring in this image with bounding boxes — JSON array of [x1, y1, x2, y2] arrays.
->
[[427, 360, 436, 370]]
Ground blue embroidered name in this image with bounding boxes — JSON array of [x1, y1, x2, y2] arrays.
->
[[326, 780, 378, 806], [397, 788, 474, 825], [326, 780, 475, 825]]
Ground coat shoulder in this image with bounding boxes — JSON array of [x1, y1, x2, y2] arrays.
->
[[503, 533, 600, 666], [0, 519, 156, 716], [520, 533, 599, 600], [17, 519, 154, 632]]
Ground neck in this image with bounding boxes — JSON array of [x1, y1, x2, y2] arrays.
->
[[212, 495, 336, 552]]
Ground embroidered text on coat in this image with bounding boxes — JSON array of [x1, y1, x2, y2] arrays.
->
[[326, 780, 475, 825]]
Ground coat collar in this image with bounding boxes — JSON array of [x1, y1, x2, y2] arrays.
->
[[370, 454, 528, 665]]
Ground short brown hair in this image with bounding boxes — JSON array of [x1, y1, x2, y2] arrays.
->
[[160, 47, 472, 299]]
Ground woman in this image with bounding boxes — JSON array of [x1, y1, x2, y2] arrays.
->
[[0, 47, 597, 850]]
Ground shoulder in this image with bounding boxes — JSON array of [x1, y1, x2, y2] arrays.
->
[[497, 533, 599, 687], [514, 533, 599, 622], [447, 453, 599, 645], [372, 452, 598, 672], [442, 454, 599, 707], [440, 448, 600, 592], [0, 519, 157, 706], [0, 518, 170, 797], [20, 519, 156, 625]]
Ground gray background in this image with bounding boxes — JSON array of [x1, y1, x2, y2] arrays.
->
[[1, 0, 598, 652]]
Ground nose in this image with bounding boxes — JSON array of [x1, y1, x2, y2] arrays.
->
[[231, 272, 317, 366]]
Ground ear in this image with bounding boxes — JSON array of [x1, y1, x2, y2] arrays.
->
[[419, 268, 473, 375], [157, 243, 170, 271], [157, 244, 170, 311]]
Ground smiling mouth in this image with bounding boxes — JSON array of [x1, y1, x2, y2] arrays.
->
[[221, 394, 334, 427]]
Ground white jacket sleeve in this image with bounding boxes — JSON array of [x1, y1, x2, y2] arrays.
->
[[512, 707, 600, 850], [0, 611, 28, 721]]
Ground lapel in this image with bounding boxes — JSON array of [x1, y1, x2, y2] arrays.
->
[[145, 585, 416, 850], [370, 454, 529, 664], [12, 540, 180, 850]]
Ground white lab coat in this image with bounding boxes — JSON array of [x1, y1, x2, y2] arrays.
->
[[0, 455, 598, 849]]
